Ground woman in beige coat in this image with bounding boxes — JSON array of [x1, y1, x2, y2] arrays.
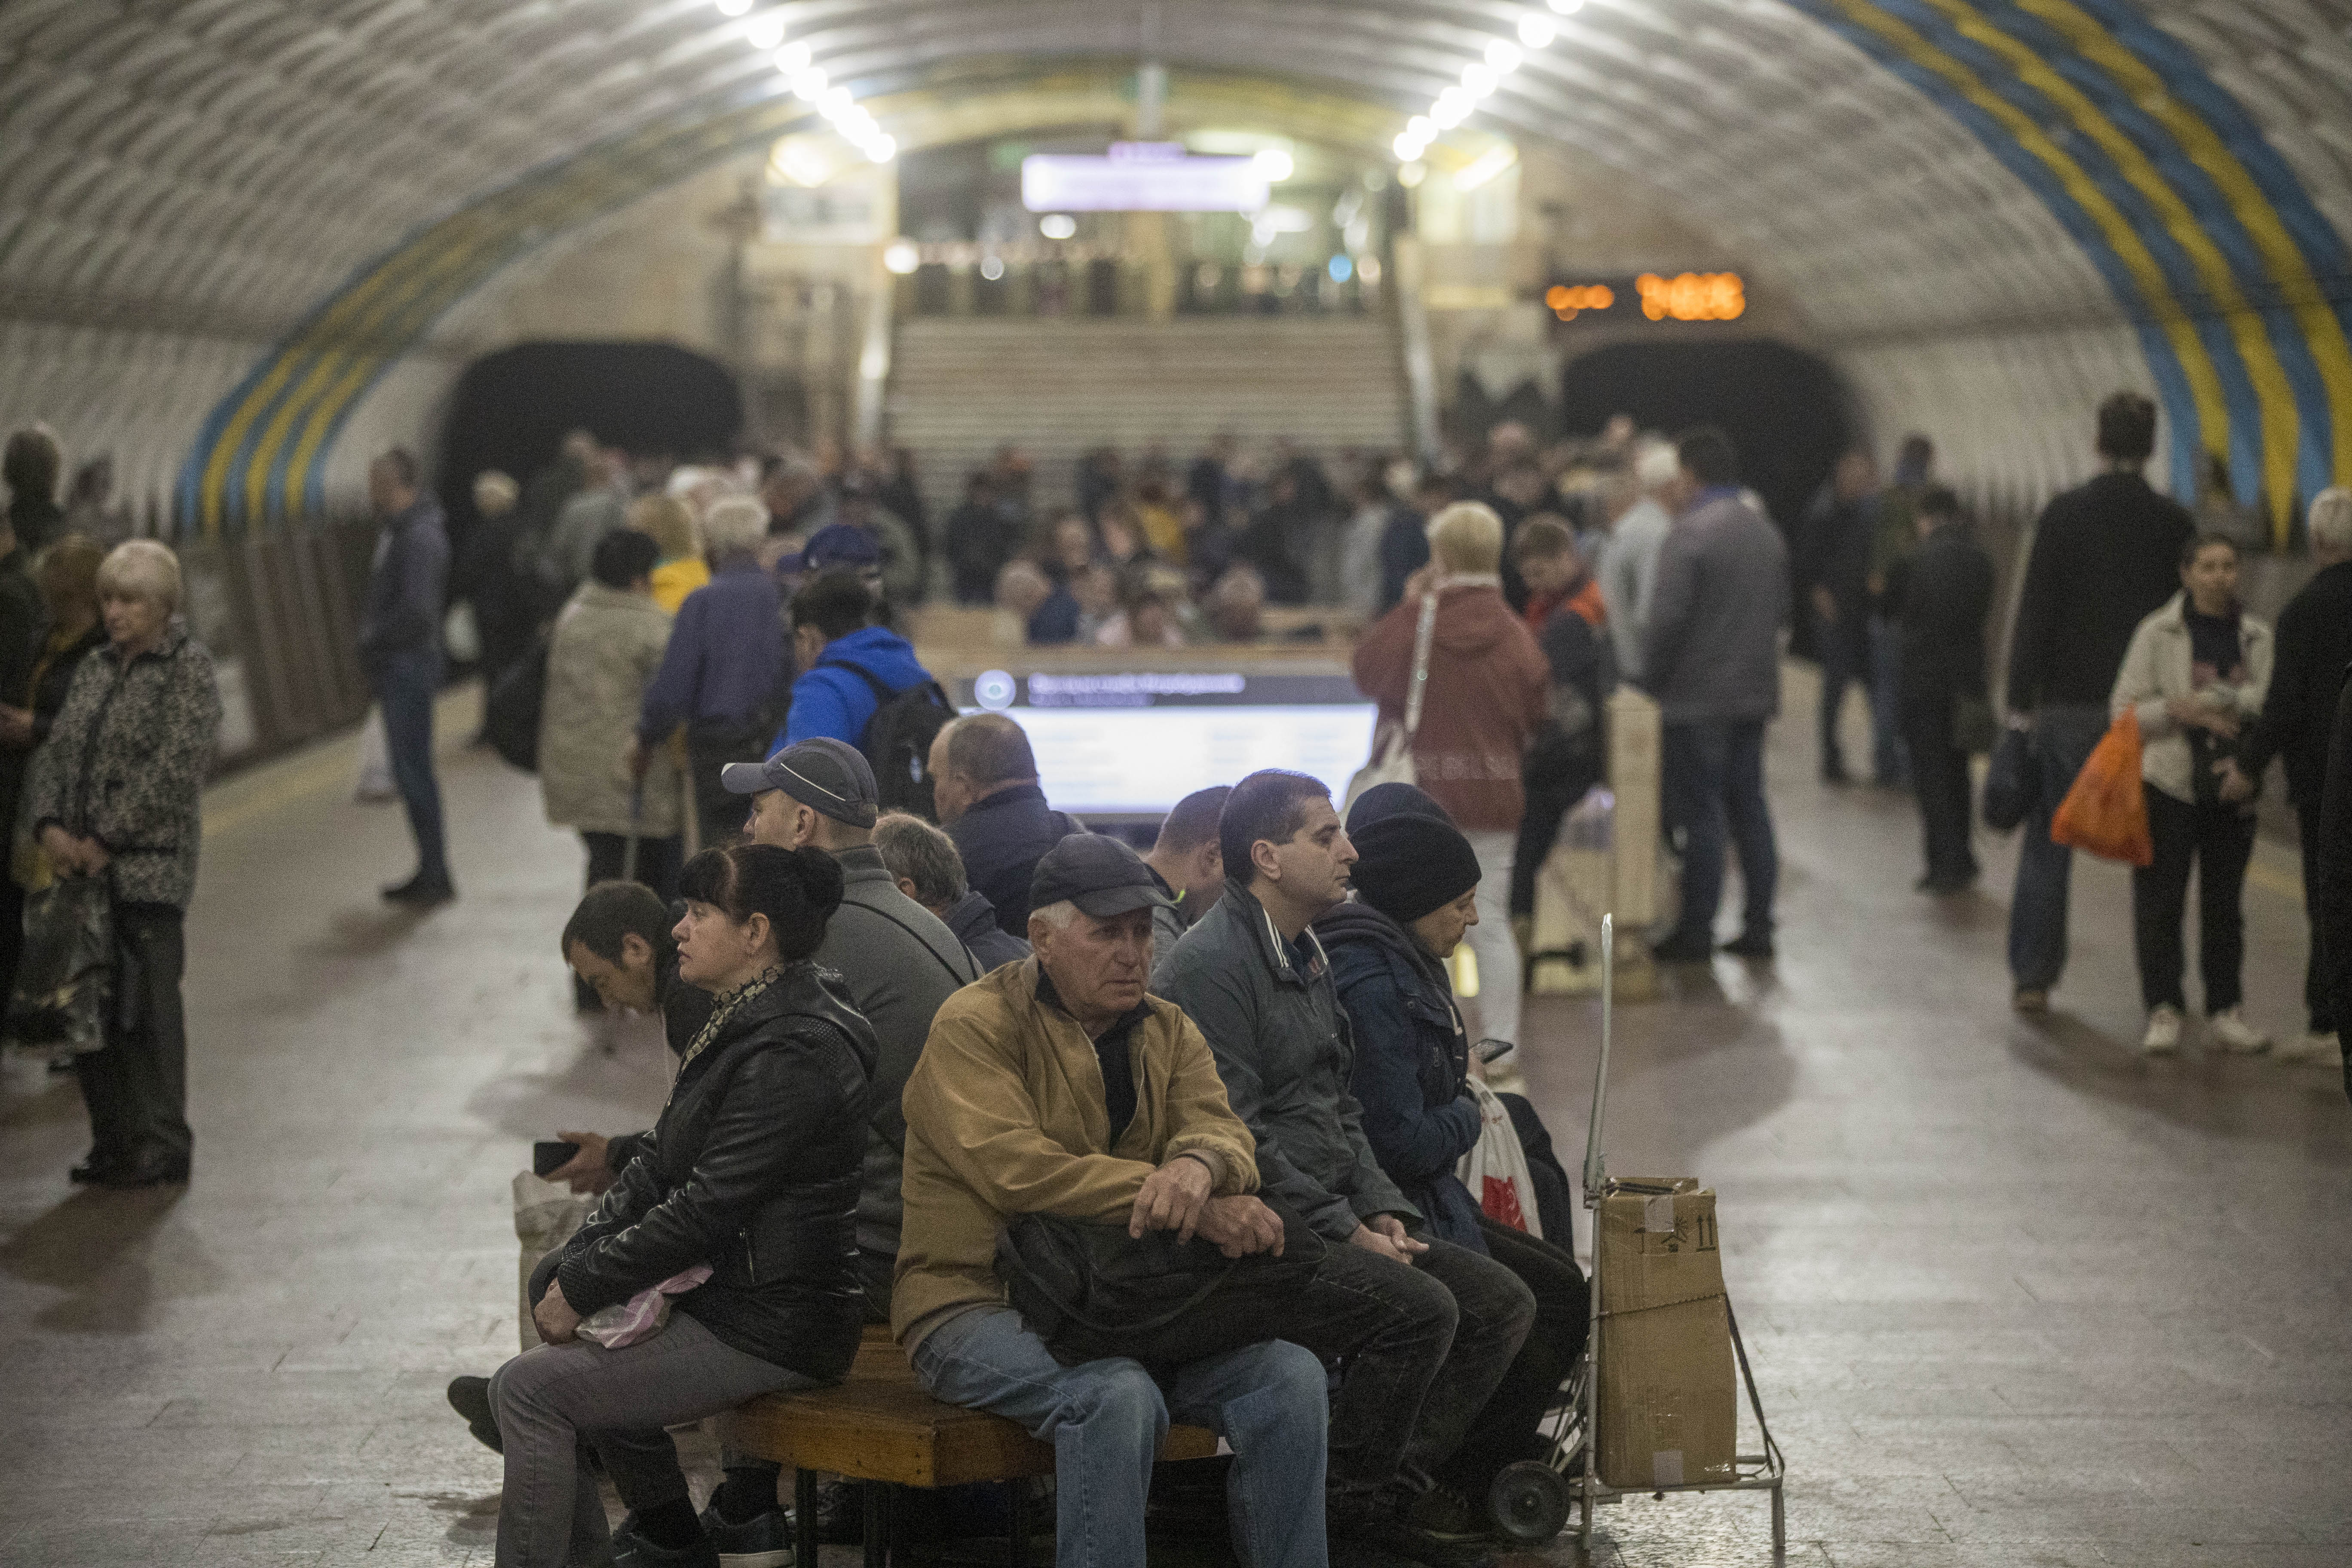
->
[[540, 530, 684, 919], [2110, 533, 2273, 1055]]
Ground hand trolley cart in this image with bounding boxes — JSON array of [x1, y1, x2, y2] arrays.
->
[[1484, 915, 1787, 1561]]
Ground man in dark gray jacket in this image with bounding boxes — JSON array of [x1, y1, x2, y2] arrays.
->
[[1154, 769, 1534, 1551], [360, 448, 453, 904], [1642, 426, 1789, 963]]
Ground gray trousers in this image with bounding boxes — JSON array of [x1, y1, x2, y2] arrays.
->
[[489, 1311, 816, 1568]]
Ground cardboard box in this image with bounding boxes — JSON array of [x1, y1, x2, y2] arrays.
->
[[1595, 1177, 1737, 1490]]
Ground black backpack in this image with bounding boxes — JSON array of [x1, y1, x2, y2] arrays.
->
[[484, 627, 551, 772], [831, 661, 954, 818]]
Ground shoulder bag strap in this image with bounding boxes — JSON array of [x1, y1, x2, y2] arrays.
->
[[1402, 588, 1441, 740]]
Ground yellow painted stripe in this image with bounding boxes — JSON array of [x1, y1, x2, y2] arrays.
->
[[1827, 0, 2234, 462], [1924, 0, 2298, 521], [2017, 0, 2352, 531]]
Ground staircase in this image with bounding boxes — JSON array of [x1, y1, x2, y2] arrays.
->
[[885, 316, 1409, 518]]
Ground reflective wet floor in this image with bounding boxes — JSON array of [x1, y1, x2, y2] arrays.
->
[[1, 672, 2345, 1567]]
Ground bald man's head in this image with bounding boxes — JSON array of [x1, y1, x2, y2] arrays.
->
[[928, 712, 1041, 824]]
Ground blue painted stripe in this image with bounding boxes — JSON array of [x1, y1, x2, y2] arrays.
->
[[1786, 0, 2208, 496]]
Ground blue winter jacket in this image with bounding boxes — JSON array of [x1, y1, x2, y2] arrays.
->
[[779, 625, 935, 750], [1314, 900, 1489, 1252]]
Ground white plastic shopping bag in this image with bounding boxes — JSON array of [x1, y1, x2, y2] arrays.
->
[[1456, 1078, 1544, 1240]]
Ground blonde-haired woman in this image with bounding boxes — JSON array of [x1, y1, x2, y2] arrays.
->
[[1350, 500, 1548, 1079], [630, 493, 709, 614], [26, 539, 221, 1187]]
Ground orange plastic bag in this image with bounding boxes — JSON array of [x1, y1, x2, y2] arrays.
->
[[2051, 710, 2154, 866]]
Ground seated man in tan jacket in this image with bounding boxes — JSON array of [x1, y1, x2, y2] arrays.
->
[[894, 834, 1326, 1568]]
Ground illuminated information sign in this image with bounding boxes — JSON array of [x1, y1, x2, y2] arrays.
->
[[1021, 143, 1271, 213], [1545, 272, 1746, 322], [958, 671, 1376, 817]]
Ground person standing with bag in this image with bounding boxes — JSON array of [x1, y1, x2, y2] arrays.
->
[[1895, 487, 1995, 893], [26, 541, 220, 1188], [2110, 534, 2272, 1055], [1351, 502, 1547, 1071], [2002, 394, 2194, 1012]]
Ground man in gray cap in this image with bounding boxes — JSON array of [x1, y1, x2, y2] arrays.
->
[[723, 737, 982, 1314]]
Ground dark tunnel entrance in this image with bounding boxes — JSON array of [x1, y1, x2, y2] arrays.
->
[[434, 340, 744, 545], [1558, 339, 1852, 538]]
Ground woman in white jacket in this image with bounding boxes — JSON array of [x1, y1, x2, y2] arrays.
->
[[2110, 533, 2273, 1055]]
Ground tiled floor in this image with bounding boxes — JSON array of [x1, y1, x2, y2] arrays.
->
[[0, 671, 2345, 1566]]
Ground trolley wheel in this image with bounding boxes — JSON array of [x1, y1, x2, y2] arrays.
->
[[1488, 1460, 1571, 1544]]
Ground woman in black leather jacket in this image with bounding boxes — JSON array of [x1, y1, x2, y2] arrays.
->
[[492, 842, 878, 1568]]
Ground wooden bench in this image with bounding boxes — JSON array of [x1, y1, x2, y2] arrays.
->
[[716, 1326, 1218, 1568]]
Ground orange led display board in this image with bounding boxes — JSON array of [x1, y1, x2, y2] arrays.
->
[[1543, 272, 1745, 323]]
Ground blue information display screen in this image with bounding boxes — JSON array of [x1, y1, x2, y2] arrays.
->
[[957, 670, 1378, 818]]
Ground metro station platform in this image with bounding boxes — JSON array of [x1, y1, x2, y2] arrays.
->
[[0, 674, 2345, 1568]]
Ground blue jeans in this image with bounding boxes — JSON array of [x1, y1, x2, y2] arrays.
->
[[2006, 705, 2109, 991], [911, 1307, 1329, 1568], [1867, 613, 1909, 785], [1662, 719, 1778, 946], [371, 647, 449, 883]]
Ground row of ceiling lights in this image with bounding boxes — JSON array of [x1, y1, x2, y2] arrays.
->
[[714, 0, 897, 162], [1392, 0, 1582, 165]]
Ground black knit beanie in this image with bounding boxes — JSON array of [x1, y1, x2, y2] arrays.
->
[[1346, 781, 1455, 836], [1348, 813, 1482, 925]]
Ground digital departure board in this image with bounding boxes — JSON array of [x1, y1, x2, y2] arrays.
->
[[1546, 272, 1746, 322]]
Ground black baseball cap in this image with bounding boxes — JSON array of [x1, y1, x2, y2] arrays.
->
[[1029, 834, 1174, 920], [719, 738, 879, 829]]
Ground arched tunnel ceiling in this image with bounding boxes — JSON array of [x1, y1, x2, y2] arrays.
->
[[5, 0, 2352, 529]]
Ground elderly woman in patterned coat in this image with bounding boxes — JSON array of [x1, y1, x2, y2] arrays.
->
[[26, 539, 221, 1189]]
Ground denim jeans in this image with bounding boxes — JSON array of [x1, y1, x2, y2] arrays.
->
[[911, 1307, 1329, 1568], [489, 1311, 815, 1568], [1661, 719, 1778, 948], [370, 647, 449, 884], [1447, 1217, 1589, 1493], [1867, 613, 1910, 785], [2006, 705, 2109, 991]]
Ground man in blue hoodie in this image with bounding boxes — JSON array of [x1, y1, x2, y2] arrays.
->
[[779, 571, 937, 752]]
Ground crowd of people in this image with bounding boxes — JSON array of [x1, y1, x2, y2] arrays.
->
[[7, 378, 2351, 1568]]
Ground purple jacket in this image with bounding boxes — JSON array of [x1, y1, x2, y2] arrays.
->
[[637, 558, 787, 744]]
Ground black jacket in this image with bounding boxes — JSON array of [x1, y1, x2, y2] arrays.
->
[[0, 546, 48, 812], [946, 784, 1078, 937], [1798, 489, 1878, 624], [2317, 667, 2352, 1101], [938, 888, 1031, 971], [1898, 522, 1995, 702], [547, 962, 878, 1381], [2239, 560, 2352, 807], [2005, 471, 2193, 712], [1315, 902, 1487, 1252]]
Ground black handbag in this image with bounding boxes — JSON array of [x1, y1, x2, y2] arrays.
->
[[1982, 725, 2035, 832], [996, 1195, 1329, 1367]]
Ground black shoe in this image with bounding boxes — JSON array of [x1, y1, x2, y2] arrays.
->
[[383, 873, 456, 905], [697, 1501, 792, 1568], [1915, 871, 1976, 895], [611, 1516, 720, 1568], [1721, 931, 1775, 960], [1650, 931, 1715, 964], [447, 1375, 502, 1455], [69, 1148, 128, 1185], [95, 1150, 189, 1188], [1329, 1491, 1497, 1567], [813, 1479, 864, 1544], [1821, 762, 1853, 786]]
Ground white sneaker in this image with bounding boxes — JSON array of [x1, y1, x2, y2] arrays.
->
[[2273, 1030, 2340, 1065], [2141, 1005, 2183, 1055], [2206, 1008, 2269, 1054]]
